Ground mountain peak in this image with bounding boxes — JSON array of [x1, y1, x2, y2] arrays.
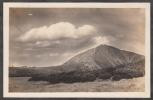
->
[[64, 44, 144, 71], [28, 44, 145, 83]]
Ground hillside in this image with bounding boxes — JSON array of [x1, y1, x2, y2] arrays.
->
[[10, 44, 145, 83]]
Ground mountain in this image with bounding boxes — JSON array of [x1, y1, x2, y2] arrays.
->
[[10, 44, 145, 83], [64, 45, 144, 72]]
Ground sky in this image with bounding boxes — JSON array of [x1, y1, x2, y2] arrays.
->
[[9, 8, 145, 67]]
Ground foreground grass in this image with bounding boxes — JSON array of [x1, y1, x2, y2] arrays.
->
[[9, 77, 144, 92]]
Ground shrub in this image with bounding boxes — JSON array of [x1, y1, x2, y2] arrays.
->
[[29, 70, 97, 84], [98, 73, 112, 80], [111, 75, 122, 81]]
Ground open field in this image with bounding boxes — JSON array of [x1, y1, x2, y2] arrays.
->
[[9, 77, 144, 92]]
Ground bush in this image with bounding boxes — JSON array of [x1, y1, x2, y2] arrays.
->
[[111, 75, 122, 81], [113, 68, 144, 79], [9, 67, 35, 77], [29, 70, 97, 84], [98, 73, 112, 80]]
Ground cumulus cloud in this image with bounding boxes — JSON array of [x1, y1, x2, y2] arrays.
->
[[93, 36, 109, 45], [18, 22, 96, 42]]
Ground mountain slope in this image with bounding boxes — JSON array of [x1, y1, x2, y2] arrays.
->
[[14, 44, 145, 83], [63, 45, 144, 72]]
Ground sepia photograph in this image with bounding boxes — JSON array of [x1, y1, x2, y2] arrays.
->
[[3, 3, 150, 98]]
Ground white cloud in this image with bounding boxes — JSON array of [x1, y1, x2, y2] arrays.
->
[[27, 13, 33, 16], [62, 52, 74, 57], [35, 41, 50, 47], [93, 36, 109, 45], [18, 22, 96, 42], [10, 62, 22, 67]]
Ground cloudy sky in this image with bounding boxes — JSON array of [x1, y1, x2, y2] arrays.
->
[[9, 8, 145, 67]]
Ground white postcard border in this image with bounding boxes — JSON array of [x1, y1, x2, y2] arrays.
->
[[3, 2, 151, 98]]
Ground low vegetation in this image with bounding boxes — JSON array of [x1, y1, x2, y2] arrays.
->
[[9, 45, 145, 83]]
